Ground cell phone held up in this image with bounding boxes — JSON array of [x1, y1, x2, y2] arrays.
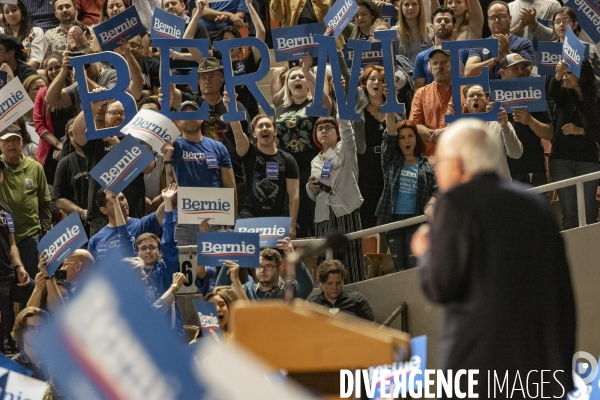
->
[[68, 50, 85, 69]]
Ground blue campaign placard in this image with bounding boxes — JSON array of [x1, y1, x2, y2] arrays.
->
[[234, 217, 291, 248], [193, 299, 224, 342], [343, 41, 384, 68], [536, 41, 563, 76], [37, 211, 88, 277], [32, 252, 205, 399], [0, 71, 7, 89], [324, 0, 358, 38], [271, 23, 323, 62], [564, 0, 600, 44], [94, 5, 147, 51], [563, 25, 586, 78], [370, 335, 427, 399], [196, 232, 260, 267], [380, 4, 397, 28], [490, 77, 547, 113], [0, 353, 33, 377], [89, 134, 154, 195], [151, 7, 185, 40]]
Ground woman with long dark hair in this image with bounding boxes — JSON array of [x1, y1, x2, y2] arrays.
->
[[34, 52, 77, 185], [376, 117, 437, 271], [307, 116, 365, 283], [0, 0, 46, 69], [548, 59, 600, 230]]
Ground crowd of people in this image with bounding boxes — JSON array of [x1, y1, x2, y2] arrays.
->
[[0, 0, 597, 390]]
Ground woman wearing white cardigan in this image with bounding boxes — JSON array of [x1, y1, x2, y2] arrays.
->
[[307, 116, 365, 283]]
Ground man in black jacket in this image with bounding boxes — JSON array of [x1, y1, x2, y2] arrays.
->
[[411, 118, 575, 398]]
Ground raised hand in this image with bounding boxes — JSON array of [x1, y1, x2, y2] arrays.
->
[[162, 183, 178, 201], [276, 237, 295, 255], [224, 260, 241, 281], [161, 139, 174, 161]]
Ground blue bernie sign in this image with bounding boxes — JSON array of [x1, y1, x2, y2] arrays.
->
[[271, 23, 323, 62], [94, 5, 147, 51], [324, 0, 358, 38], [37, 211, 88, 277], [490, 77, 547, 113], [564, 0, 600, 44], [234, 217, 291, 248], [151, 7, 185, 41], [563, 25, 586, 78], [196, 232, 260, 267], [32, 252, 205, 399], [89, 134, 154, 195], [193, 299, 224, 342]]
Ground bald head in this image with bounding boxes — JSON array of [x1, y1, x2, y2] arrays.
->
[[62, 249, 95, 283], [435, 119, 504, 191]]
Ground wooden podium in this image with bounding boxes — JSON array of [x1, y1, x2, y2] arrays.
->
[[231, 300, 411, 399]]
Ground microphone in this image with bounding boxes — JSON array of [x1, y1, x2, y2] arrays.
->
[[286, 233, 349, 265], [285, 233, 348, 303]]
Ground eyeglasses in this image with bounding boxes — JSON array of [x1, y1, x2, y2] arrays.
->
[[553, 18, 573, 26], [129, 43, 141, 49], [317, 125, 336, 132], [289, 73, 305, 80], [488, 14, 509, 22], [107, 110, 125, 117], [258, 264, 277, 271], [138, 245, 159, 252]]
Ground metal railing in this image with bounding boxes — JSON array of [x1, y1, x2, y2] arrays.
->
[[178, 171, 600, 255]]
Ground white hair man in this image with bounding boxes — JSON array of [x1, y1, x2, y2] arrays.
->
[[411, 118, 575, 397]]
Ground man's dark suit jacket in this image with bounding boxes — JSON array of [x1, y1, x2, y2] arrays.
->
[[420, 173, 575, 398]]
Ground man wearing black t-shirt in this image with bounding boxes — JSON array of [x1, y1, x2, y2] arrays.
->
[[499, 54, 554, 185], [52, 119, 90, 236], [226, 91, 300, 238], [0, 160, 29, 353], [129, 35, 160, 97]]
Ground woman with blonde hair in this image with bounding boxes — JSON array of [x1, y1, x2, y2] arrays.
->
[[429, 0, 484, 39], [275, 55, 332, 237], [394, 0, 433, 64]]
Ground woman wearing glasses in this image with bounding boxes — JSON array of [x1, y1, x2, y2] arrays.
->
[[11, 307, 48, 380], [548, 60, 600, 230], [376, 116, 437, 272], [530, 7, 600, 82], [307, 117, 365, 283], [34, 52, 77, 184], [275, 56, 332, 238]]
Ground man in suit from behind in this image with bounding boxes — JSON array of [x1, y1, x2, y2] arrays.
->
[[411, 118, 575, 398]]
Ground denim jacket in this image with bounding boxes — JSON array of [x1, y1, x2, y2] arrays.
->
[[375, 130, 437, 223]]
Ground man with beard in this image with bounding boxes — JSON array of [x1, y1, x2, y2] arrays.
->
[[465, 1, 534, 80], [409, 46, 453, 156], [168, 57, 251, 213], [44, 0, 77, 54], [226, 91, 300, 238], [162, 99, 236, 245], [413, 7, 456, 90], [456, 84, 523, 178]]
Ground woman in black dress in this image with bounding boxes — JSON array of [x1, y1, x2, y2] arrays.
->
[[354, 65, 387, 229]]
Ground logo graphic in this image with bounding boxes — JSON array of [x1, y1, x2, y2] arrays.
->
[[573, 352, 599, 385]]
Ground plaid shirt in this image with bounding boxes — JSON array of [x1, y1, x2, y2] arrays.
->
[[375, 131, 437, 224]]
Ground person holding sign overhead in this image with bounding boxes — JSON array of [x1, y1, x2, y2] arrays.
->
[[132, 184, 186, 335], [447, 84, 523, 178], [216, 238, 313, 300], [226, 92, 300, 238], [376, 117, 437, 272], [548, 59, 600, 230], [307, 116, 365, 283]]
